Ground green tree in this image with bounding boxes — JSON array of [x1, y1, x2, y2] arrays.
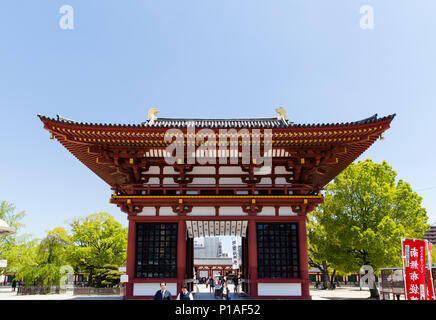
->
[[308, 159, 429, 299], [69, 212, 127, 286], [4, 235, 38, 275], [93, 264, 123, 288], [0, 201, 26, 259], [307, 215, 334, 289], [0, 201, 25, 232], [0, 201, 28, 281], [14, 228, 72, 287], [38, 227, 71, 266]]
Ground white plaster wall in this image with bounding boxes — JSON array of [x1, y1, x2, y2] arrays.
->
[[219, 166, 245, 175], [219, 178, 245, 185], [162, 177, 176, 184], [254, 166, 272, 175], [147, 178, 160, 184], [257, 207, 275, 216], [259, 177, 272, 184], [143, 166, 160, 174], [257, 283, 302, 296], [219, 207, 248, 216], [278, 207, 297, 216], [137, 207, 156, 216], [159, 207, 177, 216], [275, 166, 292, 174], [275, 178, 287, 184], [187, 207, 216, 216], [163, 166, 177, 174], [133, 283, 177, 296], [191, 178, 216, 184], [191, 166, 216, 175]]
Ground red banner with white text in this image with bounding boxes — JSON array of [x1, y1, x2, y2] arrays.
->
[[402, 238, 426, 300], [426, 242, 434, 300]]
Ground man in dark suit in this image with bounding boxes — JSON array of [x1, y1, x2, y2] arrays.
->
[[154, 282, 172, 300]]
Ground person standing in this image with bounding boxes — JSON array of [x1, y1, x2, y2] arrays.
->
[[176, 283, 194, 300], [154, 282, 172, 300], [214, 279, 222, 299], [209, 277, 215, 293], [233, 277, 238, 294], [219, 281, 230, 300]]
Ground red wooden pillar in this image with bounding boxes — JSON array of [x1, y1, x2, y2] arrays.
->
[[177, 221, 186, 294], [125, 218, 136, 299], [298, 217, 311, 299], [242, 233, 249, 294], [248, 219, 258, 297], [190, 238, 194, 279]]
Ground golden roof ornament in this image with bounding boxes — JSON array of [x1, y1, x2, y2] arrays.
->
[[148, 108, 159, 124], [275, 107, 287, 121]]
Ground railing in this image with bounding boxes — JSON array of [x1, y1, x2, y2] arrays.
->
[[379, 268, 405, 300], [17, 286, 67, 295], [73, 287, 124, 296], [113, 184, 320, 196]]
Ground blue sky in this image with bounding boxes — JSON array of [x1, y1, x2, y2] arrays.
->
[[0, 1, 435, 248]]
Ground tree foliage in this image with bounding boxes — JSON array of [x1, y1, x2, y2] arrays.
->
[[38, 227, 71, 266], [1, 203, 127, 289], [14, 227, 72, 287], [69, 212, 127, 286], [0, 201, 26, 260], [308, 159, 429, 297], [3, 236, 38, 274], [93, 264, 123, 288]]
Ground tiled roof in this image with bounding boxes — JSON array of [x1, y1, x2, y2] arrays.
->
[[37, 113, 395, 129]]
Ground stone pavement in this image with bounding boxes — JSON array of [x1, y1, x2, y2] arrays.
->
[[0, 284, 374, 300], [310, 286, 373, 300], [0, 287, 122, 300], [192, 283, 249, 300]]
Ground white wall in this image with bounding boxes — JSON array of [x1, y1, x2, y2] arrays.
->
[[191, 178, 216, 184], [219, 166, 245, 175], [275, 166, 292, 174], [191, 166, 216, 175], [133, 283, 177, 296], [137, 207, 156, 216], [219, 178, 245, 184], [162, 177, 176, 184], [187, 207, 216, 216], [257, 283, 302, 296], [253, 166, 272, 175], [257, 207, 275, 216], [278, 207, 297, 216], [259, 177, 272, 184], [274, 178, 287, 184], [147, 178, 160, 184], [219, 207, 248, 216], [159, 207, 177, 216], [143, 166, 160, 174], [163, 166, 177, 174]]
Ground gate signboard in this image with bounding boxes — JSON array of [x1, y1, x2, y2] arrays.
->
[[231, 237, 239, 270], [401, 238, 427, 300], [426, 242, 435, 300]]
